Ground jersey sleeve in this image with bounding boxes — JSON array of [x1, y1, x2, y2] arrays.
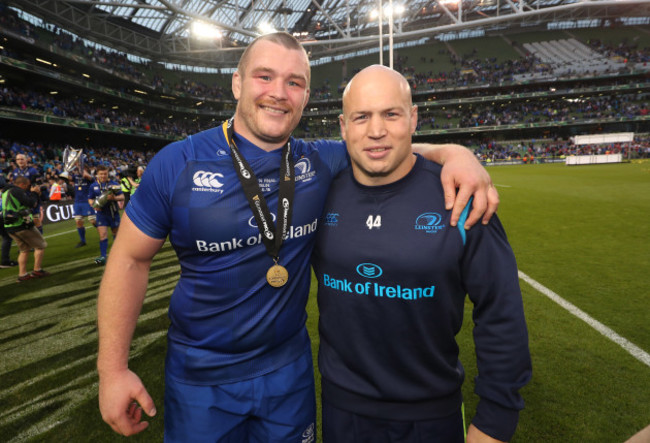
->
[[460, 216, 532, 442], [126, 141, 186, 239], [310, 139, 349, 176]]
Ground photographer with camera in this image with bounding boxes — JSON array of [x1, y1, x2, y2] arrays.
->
[[11, 154, 45, 234], [1, 176, 50, 282], [88, 165, 124, 265], [0, 172, 18, 268], [118, 166, 138, 207]]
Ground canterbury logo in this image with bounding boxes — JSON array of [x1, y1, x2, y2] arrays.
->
[[193, 171, 224, 188]]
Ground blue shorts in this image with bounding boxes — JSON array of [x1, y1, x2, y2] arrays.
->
[[95, 211, 120, 228], [73, 201, 95, 218], [322, 398, 465, 443], [164, 349, 316, 443]]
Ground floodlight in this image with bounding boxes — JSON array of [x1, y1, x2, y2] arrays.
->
[[259, 22, 276, 34], [191, 21, 222, 39]]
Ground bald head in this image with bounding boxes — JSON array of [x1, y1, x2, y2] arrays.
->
[[342, 65, 412, 117], [338, 64, 418, 187], [15, 154, 27, 167]]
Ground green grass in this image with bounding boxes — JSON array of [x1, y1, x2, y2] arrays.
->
[[1, 160, 649, 442]]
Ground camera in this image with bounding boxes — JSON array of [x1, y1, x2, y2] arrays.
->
[[4, 208, 32, 227], [124, 166, 138, 179]]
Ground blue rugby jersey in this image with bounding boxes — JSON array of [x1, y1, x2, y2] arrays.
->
[[11, 167, 40, 184], [127, 125, 348, 385], [312, 155, 532, 442], [72, 173, 93, 203], [88, 179, 123, 217]]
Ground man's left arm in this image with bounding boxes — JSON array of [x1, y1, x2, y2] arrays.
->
[[413, 143, 498, 229], [462, 217, 532, 442]]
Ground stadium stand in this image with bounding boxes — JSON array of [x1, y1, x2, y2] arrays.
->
[[1, 0, 649, 174]]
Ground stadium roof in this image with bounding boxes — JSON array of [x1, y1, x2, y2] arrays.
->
[[8, 0, 650, 68]]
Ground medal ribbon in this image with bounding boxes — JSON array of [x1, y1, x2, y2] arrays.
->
[[222, 118, 295, 264]]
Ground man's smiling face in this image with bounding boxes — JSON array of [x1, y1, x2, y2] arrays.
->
[[231, 39, 311, 151]]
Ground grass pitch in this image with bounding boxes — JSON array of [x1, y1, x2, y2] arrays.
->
[[0, 160, 648, 442]]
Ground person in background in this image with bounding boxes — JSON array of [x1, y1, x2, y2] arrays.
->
[[88, 165, 123, 265], [2, 176, 50, 282], [118, 167, 136, 207], [11, 154, 44, 234], [70, 163, 96, 248], [48, 177, 62, 201], [0, 175, 18, 268]]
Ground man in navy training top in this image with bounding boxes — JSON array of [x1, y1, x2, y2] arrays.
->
[[96, 32, 499, 442], [88, 165, 123, 265], [312, 65, 531, 443], [69, 163, 96, 248]]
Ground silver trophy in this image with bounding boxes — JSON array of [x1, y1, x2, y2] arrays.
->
[[59, 145, 84, 180], [92, 185, 122, 209]]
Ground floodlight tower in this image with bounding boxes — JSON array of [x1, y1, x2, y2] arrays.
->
[[372, 2, 405, 69]]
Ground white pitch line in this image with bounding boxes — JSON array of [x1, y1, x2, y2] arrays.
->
[[494, 184, 512, 188], [43, 229, 78, 239], [519, 270, 650, 368]]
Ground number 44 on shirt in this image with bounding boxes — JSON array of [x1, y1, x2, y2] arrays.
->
[[366, 215, 382, 230]]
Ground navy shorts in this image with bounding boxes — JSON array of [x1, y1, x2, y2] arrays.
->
[[95, 211, 120, 228], [322, 397, 465, 443], [73, 201, 95, 218], [164, 350, 316, 443]]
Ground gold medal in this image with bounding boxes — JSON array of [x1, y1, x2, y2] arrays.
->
[[267, 264, 289, 287]]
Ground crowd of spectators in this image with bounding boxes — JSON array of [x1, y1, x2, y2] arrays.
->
[[587, 38, 650, 64], [2, 0, 650, 166], [0, 138, 155, 201], [470, 136, 650, 163], [52, 31, 147, 83], [1, 3, 229, 101], [296, 92, 649, 136], [0, 2, 36, 40], [0, 86, 206, 137], [395, 51, 554, 91], [417, 94, 649, 130], [150, 75, 229, 100], [3, 1, 648, 107]]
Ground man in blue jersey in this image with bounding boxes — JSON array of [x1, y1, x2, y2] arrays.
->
[[312, 65, 531, 443], [96, 32, 499, 441], [69, 164, 96, 248], [88, 165, 123, 265]]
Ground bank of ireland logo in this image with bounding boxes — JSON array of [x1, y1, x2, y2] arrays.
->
[[356, 263, 383, 278], [295, 158, 315, 182], [192, 170, 224, 192], [415, 212, 446, 234]]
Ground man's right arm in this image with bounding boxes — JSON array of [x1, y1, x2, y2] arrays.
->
[[97, 213, 165, 436]]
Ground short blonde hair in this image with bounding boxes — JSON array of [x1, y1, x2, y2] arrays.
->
[[237, 32, 310, 84]]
